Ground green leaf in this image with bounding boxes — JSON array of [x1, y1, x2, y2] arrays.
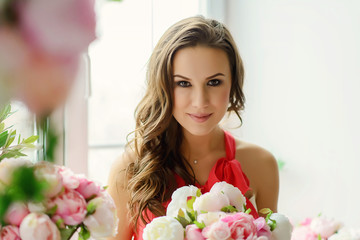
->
[[79, 225, 91, 240], [0, 130, 8, 148], [86, 201, 97, 216], [5, 130, 16, 148], [0, 193, 12, 225], [23, 135, 39, 144], [0, 149, 27, 161], [175, 216, 191, 228], [186, 210, 196, 222], [186, 196, 196, 210], [194, 220, 205, 230], [0, 103, 11, 122], [221, 205, 238, 213], [8, 166, 48, 203], [196, 189, 202, 197], [17, 133, 21, 145], [60, 226, 78, 240], [318, 234, 322, 240], [0, 122, 5, 132], [47, 204, 58, 216]]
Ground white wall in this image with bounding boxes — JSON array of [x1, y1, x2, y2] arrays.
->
[[226, 0, 360, 227]]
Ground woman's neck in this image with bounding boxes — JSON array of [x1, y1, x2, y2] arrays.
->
[[181, 126, 224, 160]]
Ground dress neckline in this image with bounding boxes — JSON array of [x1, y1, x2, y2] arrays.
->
[[194, 130, 234, 189]]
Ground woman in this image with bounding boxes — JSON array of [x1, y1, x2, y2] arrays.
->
[[107, 16, 279, 240]]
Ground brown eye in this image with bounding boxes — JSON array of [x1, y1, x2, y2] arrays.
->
[[208, 79, 222, 86], [176, 81, 191, 87]]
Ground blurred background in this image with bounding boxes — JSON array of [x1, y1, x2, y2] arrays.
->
[[7, 0, 360, 228]]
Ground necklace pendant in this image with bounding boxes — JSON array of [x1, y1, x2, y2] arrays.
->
[[194, 160, 198, 164]]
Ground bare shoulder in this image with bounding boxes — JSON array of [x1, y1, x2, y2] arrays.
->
[[234, 139, 277, 170], [234, 138, 279, 212], [107, 148, 136, 187]]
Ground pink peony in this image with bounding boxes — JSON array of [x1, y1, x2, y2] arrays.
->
[[185, 224, 205, 240], [57, 166, 80, 190], [19, 213, 60, 240], [75, 175, 102, 199], [0, 225, 21, 240], [310, 216, 342, 239], [18, 0, 96, 58], [4, 202, 30, 226], [291, 225, 319, 240], [202, 220, 231, 240], [48, 189, 87, 226], [254, 217, 271, 239], [83, 191, 118, 238], [221, 212, 258, 239]]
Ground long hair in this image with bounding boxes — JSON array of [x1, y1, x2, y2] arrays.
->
[[126, 15, 246, 229]]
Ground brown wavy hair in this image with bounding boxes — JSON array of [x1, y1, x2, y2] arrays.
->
[[125, 15, 246, 230]]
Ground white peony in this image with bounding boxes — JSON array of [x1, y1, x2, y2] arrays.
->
[[166, 185, 200, 217], [197, 211, 227, 227], [328, 228, 360, 240], [210, 181, 246, 212], [143, 216, 184, 240], [193, 191, 230, 213], [270, 213, 293, 240]]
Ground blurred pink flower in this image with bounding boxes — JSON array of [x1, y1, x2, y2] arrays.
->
[[48, 189, 87, 226], [4, 202, 30, 226], [19, 213, 60, 240], [34, 161, 63, 198], [18, 0, 96, 58], [0, 225, 21, 240], [310, 216, 342, 239], [291, 225, 319, 240], [75, 174, 102, 199], [185, 224, 205, 240], [83, 191, 118, 238], [57, 165, 80, 190], [221, 212, 258, 239]]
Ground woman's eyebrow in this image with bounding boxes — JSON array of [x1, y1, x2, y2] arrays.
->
[[206, 73, 225, 79], [173, 74, 190, 80], [173, 73, 225, 80]]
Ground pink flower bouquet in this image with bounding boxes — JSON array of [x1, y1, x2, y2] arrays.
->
[[0, 159, 118, 240], [143, 182, 292, 240], [292, 215, 360, 240]]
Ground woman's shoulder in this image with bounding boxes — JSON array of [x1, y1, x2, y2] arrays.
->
[[233, 138, 276, 166], [108, 147, 136, 185], [233, 138, 279, 196]]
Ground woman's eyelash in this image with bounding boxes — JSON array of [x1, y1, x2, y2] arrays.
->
[[176, 81, 191, 87]]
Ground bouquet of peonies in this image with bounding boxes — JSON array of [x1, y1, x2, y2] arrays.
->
[[0, 158, 118, 240], [143, 181, 292, 240], [291, 215, 360, 240]]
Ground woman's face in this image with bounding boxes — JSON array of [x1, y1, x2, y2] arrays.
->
[[172, 46, 232, 136]]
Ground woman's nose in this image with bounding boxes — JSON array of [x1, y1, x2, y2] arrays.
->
[[191, 86, 209, 108]]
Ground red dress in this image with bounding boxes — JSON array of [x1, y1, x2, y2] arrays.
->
[[134, 131, 258, 240]]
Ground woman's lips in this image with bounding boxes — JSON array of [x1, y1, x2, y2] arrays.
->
[[187, 113, 212, 123]]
